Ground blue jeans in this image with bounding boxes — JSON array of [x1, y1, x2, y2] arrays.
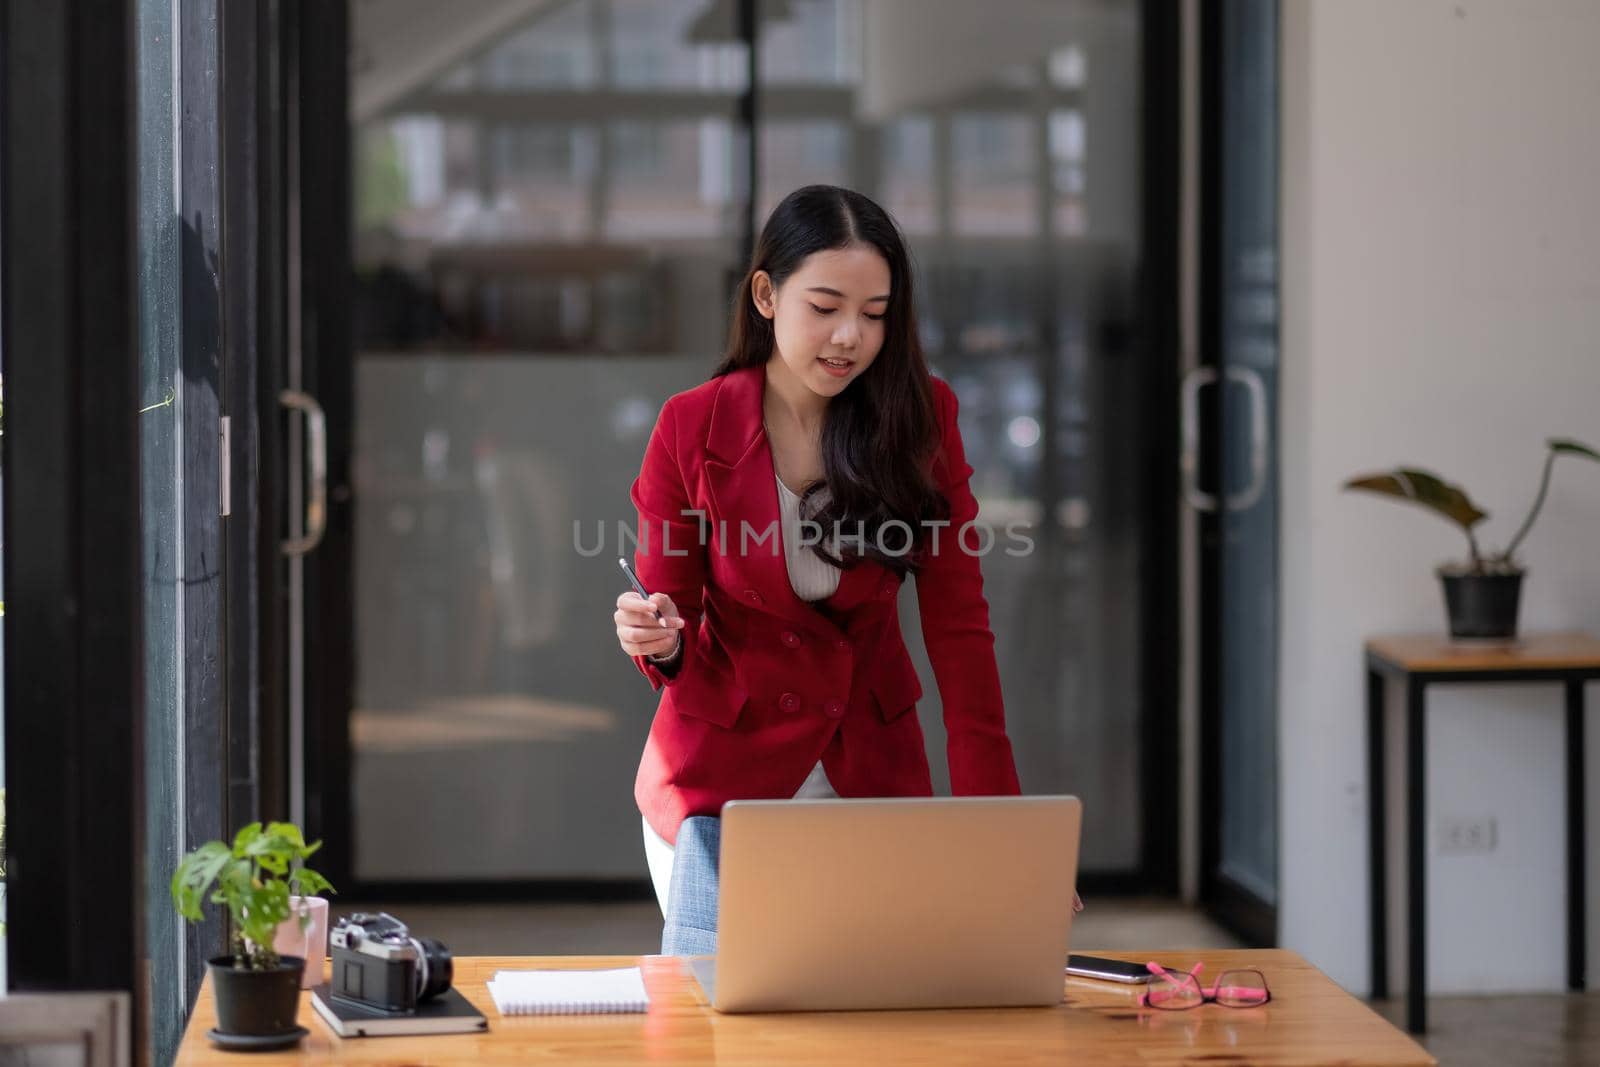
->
[[660, 815, 721, 957]]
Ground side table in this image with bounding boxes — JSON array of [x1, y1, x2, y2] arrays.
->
[[1365, 631, 1600, 1035]]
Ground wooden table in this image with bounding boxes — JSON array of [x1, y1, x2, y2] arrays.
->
[[174, 950, 1434, 1065], [1365, 631, 1600, 1034]]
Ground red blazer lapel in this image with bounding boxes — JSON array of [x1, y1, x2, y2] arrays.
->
[[703, 365, 811, 627], [701, 364, 888, 628]]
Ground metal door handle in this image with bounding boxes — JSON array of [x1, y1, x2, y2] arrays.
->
[[280, 389, 326, 556], [1181, 366, 1218, 513], [1224, 365, 1269, 512], [1181, 366, 1270, 513]]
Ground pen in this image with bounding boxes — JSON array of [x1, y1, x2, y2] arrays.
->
[[617, 557, 666, 624]]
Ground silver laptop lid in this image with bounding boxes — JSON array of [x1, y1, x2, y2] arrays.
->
[[710, 795, 1081, 1013]]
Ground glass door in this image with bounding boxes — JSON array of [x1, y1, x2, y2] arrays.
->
[[328, 0, 750, 889], [801, 0, 1172, 883], [308, 0, 1182, 894]]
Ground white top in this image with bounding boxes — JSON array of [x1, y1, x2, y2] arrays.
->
[[775, 474, 842, 602], [772, 471, 840, 819]]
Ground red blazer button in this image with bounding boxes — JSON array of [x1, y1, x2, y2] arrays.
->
[[779, 692, 801, 713], [781, 631, 802, 648], [834, 639, 850, 652], [824, 699, 845, 719], [744, 589, 763, 603]]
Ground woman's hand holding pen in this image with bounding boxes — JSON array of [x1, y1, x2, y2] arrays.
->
[[615, 591, 685, 659]]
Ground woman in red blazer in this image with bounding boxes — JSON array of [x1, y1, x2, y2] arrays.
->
[[615, 186, 1063, 919]]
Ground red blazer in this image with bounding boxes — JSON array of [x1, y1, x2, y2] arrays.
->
[[629, 363, 1020, 844]]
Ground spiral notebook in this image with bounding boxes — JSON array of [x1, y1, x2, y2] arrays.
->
[[486, 967, 651, 1015]]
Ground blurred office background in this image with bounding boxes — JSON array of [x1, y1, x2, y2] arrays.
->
[[333, 0, 1246, 1046], [343, 0, 1174, 893]]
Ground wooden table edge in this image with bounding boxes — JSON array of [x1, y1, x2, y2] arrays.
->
[[1366, 630, 1600, 673]]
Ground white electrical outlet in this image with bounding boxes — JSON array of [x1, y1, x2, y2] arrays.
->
[[1437, 815, 1497, 854]]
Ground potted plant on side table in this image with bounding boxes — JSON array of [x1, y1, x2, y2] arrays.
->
[[171, 821, 335, 1051], [1344, 437, 1598, 640]]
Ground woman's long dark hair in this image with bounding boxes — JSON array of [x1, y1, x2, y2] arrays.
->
[[712, 184, 948, 577]]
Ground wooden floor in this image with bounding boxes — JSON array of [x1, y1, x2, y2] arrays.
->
[[1371, 992, 1600, 1067]]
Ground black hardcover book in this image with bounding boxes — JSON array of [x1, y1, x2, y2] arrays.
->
[[309, 984, 488, 1038]]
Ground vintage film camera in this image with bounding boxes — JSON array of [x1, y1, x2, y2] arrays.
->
[[328, 911, 454, 1014]]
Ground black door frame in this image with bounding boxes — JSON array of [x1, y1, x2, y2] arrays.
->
[[1196, 0, 1280, 948], [2, 0, 144, 999], [1134, 0, 1184, 899], [292, 0, 359, 896], [5, 0, 330, 1054], [252, 0, 293, 829], [247, 0, 339, 865], [300, 0, 1185, 901]]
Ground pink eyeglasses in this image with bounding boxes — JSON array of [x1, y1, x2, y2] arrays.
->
[[1136, 961, 1272, 1010]]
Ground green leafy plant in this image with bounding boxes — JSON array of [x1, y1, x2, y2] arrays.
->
[[1344, 438, 1600, 574], [171, 821, 334, 971]]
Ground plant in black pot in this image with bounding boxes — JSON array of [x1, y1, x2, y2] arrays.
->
[[171, 821, 335, 1050], [1344, 438, 1599, 640]]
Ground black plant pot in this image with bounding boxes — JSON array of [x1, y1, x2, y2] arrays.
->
[[209, 955, 304, 1037], [1439, 571, 1524, 640]]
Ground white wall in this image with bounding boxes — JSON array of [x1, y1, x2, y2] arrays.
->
[[1280, 0, 1600, 995]]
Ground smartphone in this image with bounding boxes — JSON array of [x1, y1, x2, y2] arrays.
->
[[1064, 954, 1153, 984], [617, 557, 663, 620]]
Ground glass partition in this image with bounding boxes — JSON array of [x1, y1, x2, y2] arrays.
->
[[755, 0, 1149, 871], [350, 0, 746, 882], [347, 0, 1155, 881]]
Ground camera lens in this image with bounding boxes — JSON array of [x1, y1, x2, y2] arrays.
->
[[413, 937, 454, 1001]]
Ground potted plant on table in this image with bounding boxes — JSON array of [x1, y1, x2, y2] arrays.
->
[[1343, 438, 1599, 640], [171, 821, 335, 1049]]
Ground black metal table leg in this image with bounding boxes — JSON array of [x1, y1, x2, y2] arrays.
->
[[1368, 667, 1388, 1001], [1568, 679, 1587, 992], [1406, 676, 1426, 1034], [1365, 643, 1600, 1033]]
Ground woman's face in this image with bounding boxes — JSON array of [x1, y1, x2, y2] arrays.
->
[[753, 244, 891, 398]]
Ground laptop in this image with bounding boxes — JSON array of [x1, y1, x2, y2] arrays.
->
[[689, 794, 1081, 1013]]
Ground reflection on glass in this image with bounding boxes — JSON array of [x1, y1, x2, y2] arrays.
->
[[612, 0, 749, 89], [879, 117, 936, 234], [952, 113, 1039, 236], [351, 0, 750, 882], [350, 0, 1146, 879], [478, 0, 600, 90], [607, 119, 738, 239], [758, 120, 852, 219], [758, 0, 858, 85]]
